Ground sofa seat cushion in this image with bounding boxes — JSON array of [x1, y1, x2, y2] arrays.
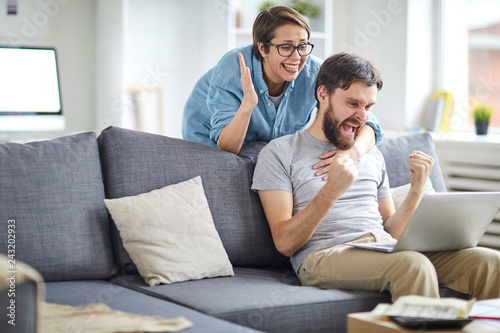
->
[[45, 280, 261, 333], [97, 126, 289, 273], [112, 267, 391, 333], [0, 132, 114, 281]]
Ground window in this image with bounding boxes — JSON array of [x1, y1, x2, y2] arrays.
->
[[467, 0, 500, 130]]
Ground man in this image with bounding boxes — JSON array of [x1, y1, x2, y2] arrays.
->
[[252, 52, 500, 301]]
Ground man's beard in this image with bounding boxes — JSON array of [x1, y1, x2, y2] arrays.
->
[[322, 105, 362, 150]]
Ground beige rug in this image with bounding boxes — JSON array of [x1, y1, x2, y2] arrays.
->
[[39, 302, 192, 333]]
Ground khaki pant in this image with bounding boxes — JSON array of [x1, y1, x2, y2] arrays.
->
[[297, 233, 500, 302]]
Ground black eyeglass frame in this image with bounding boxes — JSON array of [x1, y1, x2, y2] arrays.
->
[[265, 42, 314, 57]]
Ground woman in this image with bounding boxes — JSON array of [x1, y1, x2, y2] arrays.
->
[[183, 6, 383, 174]]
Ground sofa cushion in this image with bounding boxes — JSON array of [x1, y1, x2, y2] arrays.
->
[[378, 132, 447, 192], [113, 267, 391, 333], [0, 132, 114, 281], [104, 176, 234, 286], [112, 268, 471, 333], [97, 126, 289, 273]]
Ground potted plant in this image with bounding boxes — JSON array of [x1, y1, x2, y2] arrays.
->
[[472, 103, 494, 135], [258, 1, 279, 12], [291, 0, 319, 19], [258, 0, 319, 19]]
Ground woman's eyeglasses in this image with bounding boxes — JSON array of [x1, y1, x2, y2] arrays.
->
[[265, 42, 314, 57]]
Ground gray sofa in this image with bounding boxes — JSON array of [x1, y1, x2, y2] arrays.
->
[[0, 126, 450, 332]]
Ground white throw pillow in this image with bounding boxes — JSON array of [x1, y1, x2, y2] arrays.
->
[[104, 176, 234, 286], [390, 178, 436, 210]]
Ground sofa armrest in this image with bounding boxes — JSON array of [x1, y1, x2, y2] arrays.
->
[[0, 255, 42, 333], [0, 280, 37, 333]]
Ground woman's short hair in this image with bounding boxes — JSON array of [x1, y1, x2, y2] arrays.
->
[[252, 6, 311, 61], [314, 52, 384, 105]]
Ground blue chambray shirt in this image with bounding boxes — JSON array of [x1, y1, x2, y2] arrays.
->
[[182, 44, 384, 148]]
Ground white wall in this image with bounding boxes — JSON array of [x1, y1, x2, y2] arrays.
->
[[406, 0, 436, 129], [333, 0, 434, 132], [332, 0, 467, 133], [123, 0, 204, 139], [96, 0, 125, 132], [440, 0, 468, 131], [0, 0, 97, 140], [96, 0, 229, 139]]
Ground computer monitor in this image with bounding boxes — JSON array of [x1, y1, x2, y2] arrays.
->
[[0, 45, 65, 132]]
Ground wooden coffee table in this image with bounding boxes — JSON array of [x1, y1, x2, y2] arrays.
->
[[347, 312, 499, 333]]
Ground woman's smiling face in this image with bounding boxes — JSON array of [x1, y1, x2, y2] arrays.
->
[[259, 24, 310, 91]]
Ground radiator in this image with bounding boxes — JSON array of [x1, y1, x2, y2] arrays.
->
[[433, 133, 500, 250]]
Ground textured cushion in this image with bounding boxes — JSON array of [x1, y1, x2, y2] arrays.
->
[[378, 132, 447, 192], [97, 126, 289, 273], [391, 178, 436, 210], [113, 268, 391, 333], [113, 268, 468, 333], [104, 176, 234, 286], [0, 133, 114, 281]]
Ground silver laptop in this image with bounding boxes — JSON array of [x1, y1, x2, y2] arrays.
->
[[346, 192, 500, 253]]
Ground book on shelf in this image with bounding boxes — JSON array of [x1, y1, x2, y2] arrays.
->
[[423, 91, 455, 132]]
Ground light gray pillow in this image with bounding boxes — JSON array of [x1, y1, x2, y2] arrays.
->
[[104, 176, 234, 286], [378, 132, 446, 192], [391, 178, 436, 210]]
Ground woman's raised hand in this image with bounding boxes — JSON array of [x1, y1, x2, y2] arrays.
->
[[238, 52, 258, 109]]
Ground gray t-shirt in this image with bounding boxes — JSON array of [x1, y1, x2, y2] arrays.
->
[[251, 130, 392, 272]]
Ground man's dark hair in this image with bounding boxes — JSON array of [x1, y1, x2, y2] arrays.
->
[[252, 6, 311, 61], [314, 52, 383, 105]]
